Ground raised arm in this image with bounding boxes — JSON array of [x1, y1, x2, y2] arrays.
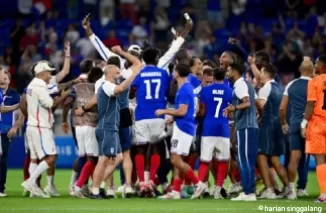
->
[[55, 41, 71, 83], [111, 45, 142, 78], [82, 14, 125, 67], [157, 15, 193, 70]]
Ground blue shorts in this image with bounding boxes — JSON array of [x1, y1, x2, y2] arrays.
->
[[289, 123, 305, 151], [96, 129, 121, 157], [119, 127, 132, 152], [258, 123, 284, 156]]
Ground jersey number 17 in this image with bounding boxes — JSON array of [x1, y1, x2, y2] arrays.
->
[[144, 79, 161, 100]]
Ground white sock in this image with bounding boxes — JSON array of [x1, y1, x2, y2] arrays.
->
[[47, 175, 54, 186], [70, 171, 78, 186], [216, 186, 221, 193], [100, 182, 105, 188], [92, 188, 99, 195], [289, 182, 295, 189], [144, 171, 149, 182], [28, 163, 37, 177], [28, 161, 49, 185]]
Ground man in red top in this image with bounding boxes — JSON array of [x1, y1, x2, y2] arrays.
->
[[103, 30, 122, 48], [20, 24, 38, 52]]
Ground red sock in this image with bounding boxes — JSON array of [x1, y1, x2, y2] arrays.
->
[[135, 154, 145, 182], [216, 161, 228, 187], [154, 177, 160, 185], [150, 154, 160, 181], [185, 168, 199, 185], [187, 155, 197, 170], [198, 162, 209, 182], [23, 156, 30, 181], [185, 156, 197, 185], [172, 178, 182, 192], [231, 168, 241, 182], [76, 161, 96, 188]]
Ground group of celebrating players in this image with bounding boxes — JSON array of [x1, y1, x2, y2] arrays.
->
[[11, 13, 326, 203]]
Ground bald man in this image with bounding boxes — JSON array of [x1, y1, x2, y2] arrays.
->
[[91, 60, 142, 198], [279, 57, 314, 199]]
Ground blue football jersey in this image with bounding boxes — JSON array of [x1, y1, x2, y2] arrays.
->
[[188, 74, 201, 88], [132, 66, 171, 120], [200, 83, 233, 137], [174, 82, 196, 136]]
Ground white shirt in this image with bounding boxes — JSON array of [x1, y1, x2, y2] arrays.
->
[[257, 79, 275, 101], [26, 78, 54, 129], [89, 34, 185, 73], [76, 38, 95, 58], [131, 26, 148, 46], [95, 68, 132, 94], [102, 81, 117, 96], [233, 77, 249, 99]]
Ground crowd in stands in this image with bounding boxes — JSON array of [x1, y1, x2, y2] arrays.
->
[[1, 0, 326, 93]]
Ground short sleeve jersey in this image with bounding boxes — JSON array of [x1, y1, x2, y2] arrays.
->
[[200, 83, 232, 138], [174, 82, 196, 136], [307, 74, 326, 120], [131, 65, 170, 121]]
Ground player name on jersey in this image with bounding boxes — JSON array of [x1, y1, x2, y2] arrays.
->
[[213, 89, 225, 95], [140, 72, 162, 77]]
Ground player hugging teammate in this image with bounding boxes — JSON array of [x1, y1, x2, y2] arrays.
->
[[15, 12, 326, 203]]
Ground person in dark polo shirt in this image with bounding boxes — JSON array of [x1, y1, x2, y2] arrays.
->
[[0, 71, 24, 197]]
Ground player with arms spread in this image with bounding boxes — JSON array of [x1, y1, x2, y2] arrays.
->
[[155, 64, 206, 199], [301, 55, 326, 203], [197, 68, 232, 199]]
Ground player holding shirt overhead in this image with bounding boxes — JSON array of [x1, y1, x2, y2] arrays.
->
[[301, 55, 326, 203], [197, 68, 232, 199], [279, 57, 313, 199], [256, 64, 290, 199], [224, 63, 258, 201], [155, 64, 206, 199]]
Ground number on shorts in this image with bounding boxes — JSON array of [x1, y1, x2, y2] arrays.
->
[[214, 97, 222, 118], [144, 79, 161, 100], [171, 139, 178, 148]]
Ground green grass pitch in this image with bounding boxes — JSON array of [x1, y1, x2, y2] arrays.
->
[[0, 170, 324, 213]]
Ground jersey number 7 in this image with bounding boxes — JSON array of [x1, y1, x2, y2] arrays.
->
[[214, 97, 222, 118], [144, 79, 161, 100]]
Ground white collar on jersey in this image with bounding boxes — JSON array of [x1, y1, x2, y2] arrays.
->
[[265, 79, 275, 85], [300, 76, 312, 80]]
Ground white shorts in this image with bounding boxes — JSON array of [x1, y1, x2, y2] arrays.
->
[[165, 115, 173, 136], [75, 126, 99, 157], [170, 123, 193, 156], [200, 136, 230, 162], [26, 126, 57, 160], [134, 118, 167, 145]]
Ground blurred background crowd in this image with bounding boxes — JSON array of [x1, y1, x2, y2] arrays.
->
[[0, 0, 326, 94]]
